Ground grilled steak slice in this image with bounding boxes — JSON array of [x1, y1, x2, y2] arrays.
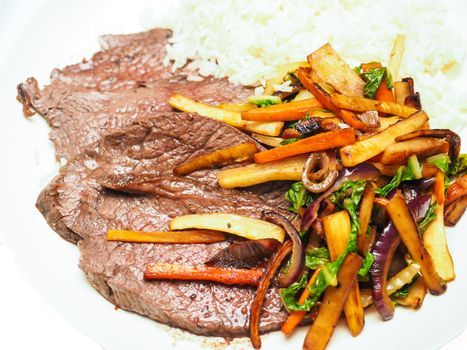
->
[[36, 112, 290, 336], [17, 28, 252, 161]]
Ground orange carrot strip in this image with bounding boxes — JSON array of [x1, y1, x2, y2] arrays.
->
[[361, 62, 382, 72], [254, 128, 355, 164], [297, 68, 337, 112], [337, 109, 369, 130], [241, 98, 323, 121], [376, 79, 395, 103], [107, 229, 226, 244], [281, 268, 322, 337], [434, 170, 445, 205], [144, 263, 263, 286]]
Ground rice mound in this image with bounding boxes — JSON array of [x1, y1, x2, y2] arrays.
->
[[151, 0, 467, 130]]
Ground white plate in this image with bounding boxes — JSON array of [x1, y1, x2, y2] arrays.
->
[[0, 0, 466, 349]]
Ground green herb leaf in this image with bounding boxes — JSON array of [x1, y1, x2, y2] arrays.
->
[[426, 153, 451, 173], [305, 247, 330, 270], [248, 95, 281, 107], [375, 156, 422, 197], [280, 137, 303, 145], [285, 182, 312, 214], [448, 154, 467, 176], [358, 252, 375, 277], [419, 201, 437, 233], [362, 67, 390, 99], [279, 273, 312, 312]]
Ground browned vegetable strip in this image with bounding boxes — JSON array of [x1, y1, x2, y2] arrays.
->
[[445, 175, 467, 226], [173, 143, 258, 176], [394, 81, 411, 105], [380, 137, 449, 165], [331, 93, 418, 118], [307, 43, 365, 97], [250, 241, 292, 349], [303, 253, 363, 350], [323, 211, 364, 336], [144, 263, 263, 286], [395, 277, 427, 308], [385, 192, 446, 295], [358, 184, 375, 255], [340, 111, 428, 167], [107, 229, 227, 244], [371, 162, 438, 178], [423, 203, 455, 281]]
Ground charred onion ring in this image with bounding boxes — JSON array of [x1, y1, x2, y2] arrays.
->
[[302, 151, 339, 193], [395, 129, 460, 160], [261, 212, 305, 287], [249, 240, 292, 349]]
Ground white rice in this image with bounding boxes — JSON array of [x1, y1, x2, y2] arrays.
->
[[149, 0, 467, 130]]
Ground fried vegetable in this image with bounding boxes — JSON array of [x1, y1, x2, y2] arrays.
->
[[144, 263, 263, 286], [302, 151, 339, 193], [292, 89, 314, 101], [338, 109, 380, 131], [387, 34, 406, 81], [395, 276, 427, 308], [248, 95, 282, 107], [331, 93, 418, 118], [285, 181, 312, 214], [297, 67, 338, 111], [168, 93, 284, 136], [107, 229, 226, 244], [254, 128, 356, 164], [380, 137, 449, 165], [423, 203, 456, 281], [241, 98, 323, 121], [444, 175, 467, 226], [323, 211, 365, 336], [251, 133, 284, 148], [250, 241, 292, 349], [394, 81, 411, 105], [303, 253, 363, 350], [217, 102, 257, 112], [169, 213, 285, 242], [385, 192, 446, 295], [339, 111, 428, 167], [216, 154, 307, 188], [174, 143, 259, 176], [386, 262, 421, 296], [358, 184, 375, 255], [264, 61, 310, 95], [307, 43, 365, 97]]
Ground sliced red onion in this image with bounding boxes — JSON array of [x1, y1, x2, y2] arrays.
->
[[370, 222, 401, 321], [262, 212, 304, 287], [206, 239, 281, 269], [301, 163, 380, 232], [407, 194, 432, 223], [401, 178, 436, 202]]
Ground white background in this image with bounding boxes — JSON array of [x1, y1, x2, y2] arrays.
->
[[0, 0, 466, 349]]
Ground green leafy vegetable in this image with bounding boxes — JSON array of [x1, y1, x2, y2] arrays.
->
[[358, 252, 375, 277], [285, 182, 312, 214], [448, 154, 467, 176], [419, 201, 437, 233], [248, 95, 281, 108], [280, 137, 304, 145], [279, 273, 312, 311], [375, 156, 422, 197], [426, 153, 451, 173], [305, 247, 330, 270], [361, 67, 393, 99]]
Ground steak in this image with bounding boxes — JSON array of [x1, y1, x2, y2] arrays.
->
[[36, 112, 291, 336], [24, 28, 295, 338], [17, 28, 252, 161]]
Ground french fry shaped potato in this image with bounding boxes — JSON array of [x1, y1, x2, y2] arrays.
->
[[217, 103, 257, 113], [169, 213, 285, 242], [358, 184, 375, 255], [386, 192, 446, 295], [168, 94, 284, 136], [380, 137, 449, 165], [251, 133, 284, 148], [331, 93, 418, 118], [387, 34, 406, 81], [339, 111, 428, 167], [394, 81, 411, 105], [423, 204, 455, 281], [323, 211, 364, 336], [107, 229, 226, 244], [303, 253, 363, 350], [174, 142, 258, 176], [217, 154, 307, 188], [307, 43, 365, 97]]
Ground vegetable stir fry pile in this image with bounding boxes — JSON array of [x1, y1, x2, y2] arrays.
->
[[109, 34, 467, 350]]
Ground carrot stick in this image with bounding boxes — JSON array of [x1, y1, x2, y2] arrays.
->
[[107, 229, 227, 244], [281, 268, 322, 337], [434, 170, 445, 205], [337, 109, 369, 130], [254, 128, 355, 164], [297, 68, 337, 112], [376, 79, 395, 103], [241, 98, 323, 121], [144, 263, 263, 286]]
